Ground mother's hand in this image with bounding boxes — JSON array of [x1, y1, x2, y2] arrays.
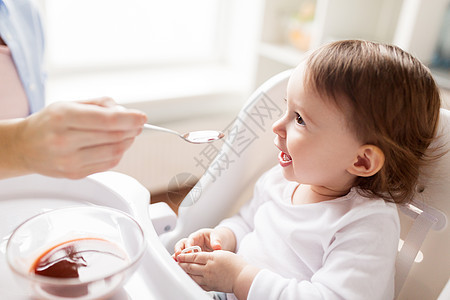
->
[[6, 97, 147, 179]]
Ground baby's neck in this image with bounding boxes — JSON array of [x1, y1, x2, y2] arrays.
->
[[292, 184, 351, 205], [0, 36, 5, 46]]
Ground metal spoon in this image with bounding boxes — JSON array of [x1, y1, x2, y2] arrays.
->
[[143, 124, 224, 144]]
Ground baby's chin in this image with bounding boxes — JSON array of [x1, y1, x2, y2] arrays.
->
[[281, 169, 313, 186], [280, 168, 299, 183]]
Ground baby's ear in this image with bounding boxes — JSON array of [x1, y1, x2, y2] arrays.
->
[[347, 145, 385, 177]]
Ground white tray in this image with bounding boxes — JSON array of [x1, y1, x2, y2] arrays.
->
[[0, 172, 209, 300]]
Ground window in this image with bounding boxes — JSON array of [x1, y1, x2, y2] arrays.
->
[[43, 0, 223, 74], [39, 0, 263, 121]]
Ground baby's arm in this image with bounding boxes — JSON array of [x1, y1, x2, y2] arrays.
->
[[177, 250, 260, 300]]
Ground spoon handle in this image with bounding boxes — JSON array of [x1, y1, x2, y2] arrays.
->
[[143, 124, 180, 137]]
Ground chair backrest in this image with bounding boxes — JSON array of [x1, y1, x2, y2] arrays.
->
[[160, 69, 292, 249], [160, 71, 450, 299], [395, 108, 450, 299]]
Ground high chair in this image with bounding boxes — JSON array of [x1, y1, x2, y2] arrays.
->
[[0, 171, 210, 299], [160, 70, 450, 299]]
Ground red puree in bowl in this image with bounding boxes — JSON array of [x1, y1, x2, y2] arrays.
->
[[31, 238, 128, 280]]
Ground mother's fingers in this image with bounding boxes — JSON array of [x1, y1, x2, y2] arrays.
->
[[78, 138, 134, 164], [50, 101, 147, 131], [71, 106, 146, 130], [48, 138, 135, 179], [64, 128, 142, 149], [77, 97, 117, 108]]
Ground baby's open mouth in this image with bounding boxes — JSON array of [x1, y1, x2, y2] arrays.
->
[[278, 151, 292, 167]]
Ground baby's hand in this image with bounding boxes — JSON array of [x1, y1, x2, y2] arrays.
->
[[173, 228, 223, 261], [181, 245, 202, 254], [177, 250, 247, 293]]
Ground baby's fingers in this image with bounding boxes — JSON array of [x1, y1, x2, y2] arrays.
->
[[186, 233, 204, 249], [177, 252, 210, 264], [178, 261, 205, 276], [209, 232, 223, 250], [173, 238, 189, 259]]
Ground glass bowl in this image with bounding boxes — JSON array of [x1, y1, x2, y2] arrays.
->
[[6, 206, 146, 300]]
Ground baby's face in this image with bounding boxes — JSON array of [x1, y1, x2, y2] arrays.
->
[[272, 63, 362, 191]]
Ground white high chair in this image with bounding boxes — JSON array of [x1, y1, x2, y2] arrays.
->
[[160, 70, 450, 300]]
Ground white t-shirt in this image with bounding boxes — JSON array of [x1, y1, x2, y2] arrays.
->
[[218, 165, 400, 300]]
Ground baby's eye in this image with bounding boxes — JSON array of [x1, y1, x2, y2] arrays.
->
[[295, 113, 305, 126]]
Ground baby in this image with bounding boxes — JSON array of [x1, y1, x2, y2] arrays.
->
[[174, 40, 441, 300]]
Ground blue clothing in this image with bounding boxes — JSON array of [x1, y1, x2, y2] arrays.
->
[[0, 0, 45, 114]]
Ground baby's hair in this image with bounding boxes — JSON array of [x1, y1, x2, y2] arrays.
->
[[304, 40, 441, 204]]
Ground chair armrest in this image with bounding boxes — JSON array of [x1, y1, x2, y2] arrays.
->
[[149, 202, 177, 235]]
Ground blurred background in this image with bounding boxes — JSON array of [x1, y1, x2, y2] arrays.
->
[[36, 0, 450, 205]]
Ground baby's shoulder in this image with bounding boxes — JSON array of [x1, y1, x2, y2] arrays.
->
[[340, 190, 400, 228]]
